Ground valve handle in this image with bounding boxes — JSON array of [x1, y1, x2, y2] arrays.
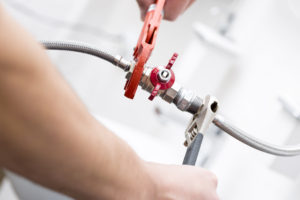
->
[[149, 83, 162, 100], [148, 53, 178, 101], [166, 53, 178, 69]]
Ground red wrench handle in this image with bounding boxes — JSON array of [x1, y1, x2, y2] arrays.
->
[[125, 0, 166, 99]]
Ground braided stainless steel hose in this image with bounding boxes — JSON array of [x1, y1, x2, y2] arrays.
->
[[41, 40, 131, 71], [40, 40, 300, 157], [213, 115, 300, 156]]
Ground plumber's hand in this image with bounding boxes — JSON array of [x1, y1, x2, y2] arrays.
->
[[136, 0, 195, 21], [147, 163, 219, 200]]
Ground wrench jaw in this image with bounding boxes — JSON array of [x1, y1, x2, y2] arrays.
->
[[184, 95, 219, 147]]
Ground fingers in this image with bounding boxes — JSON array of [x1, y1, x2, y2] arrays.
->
[[136, 0, 196, 21], [163, 0, 191, 21], [147, 163, 220, 200], [136, 0, 155, 20], [183, 0, 196, 12]]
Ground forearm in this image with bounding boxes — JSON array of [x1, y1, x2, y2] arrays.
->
[[0, 5, 155, 200]]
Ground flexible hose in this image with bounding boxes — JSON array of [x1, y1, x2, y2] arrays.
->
[[41, 40, 131, 71], [40, 40, 300, 156], [213, 115, 300, 156]]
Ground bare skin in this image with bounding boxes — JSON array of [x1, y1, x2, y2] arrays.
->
[[0, 3, 218, 200], [136, 0, 196, 21]]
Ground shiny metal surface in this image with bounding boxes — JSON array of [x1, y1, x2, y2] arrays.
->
[[160, 82, 181, 103], [158, 69, 171, 83]]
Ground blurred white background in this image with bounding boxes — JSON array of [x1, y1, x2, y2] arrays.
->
[[1, 0, 300, 199]]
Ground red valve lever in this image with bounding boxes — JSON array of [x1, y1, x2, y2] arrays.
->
[[148, 53, 178, 101], [166, 53, 178, 69]]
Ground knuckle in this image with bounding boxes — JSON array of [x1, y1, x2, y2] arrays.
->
[[205, 171, 218, 186], [210, 173, 218, 186], [136, 0, 149, 10], [139, 0, 154, 8]]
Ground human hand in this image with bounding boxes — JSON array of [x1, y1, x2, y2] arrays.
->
[[146, 162, 219, 200], [136, 0, 195, 21]]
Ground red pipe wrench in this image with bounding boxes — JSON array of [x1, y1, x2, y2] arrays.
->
[[124, 0, 166, 99]]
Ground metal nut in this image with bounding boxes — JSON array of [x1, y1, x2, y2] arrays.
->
[[139, 66, 153, 93], [160, 82, 181, 103], [174, 89, 197, 112]]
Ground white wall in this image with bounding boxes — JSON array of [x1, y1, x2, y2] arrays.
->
[[210, 0, 300, 199]]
